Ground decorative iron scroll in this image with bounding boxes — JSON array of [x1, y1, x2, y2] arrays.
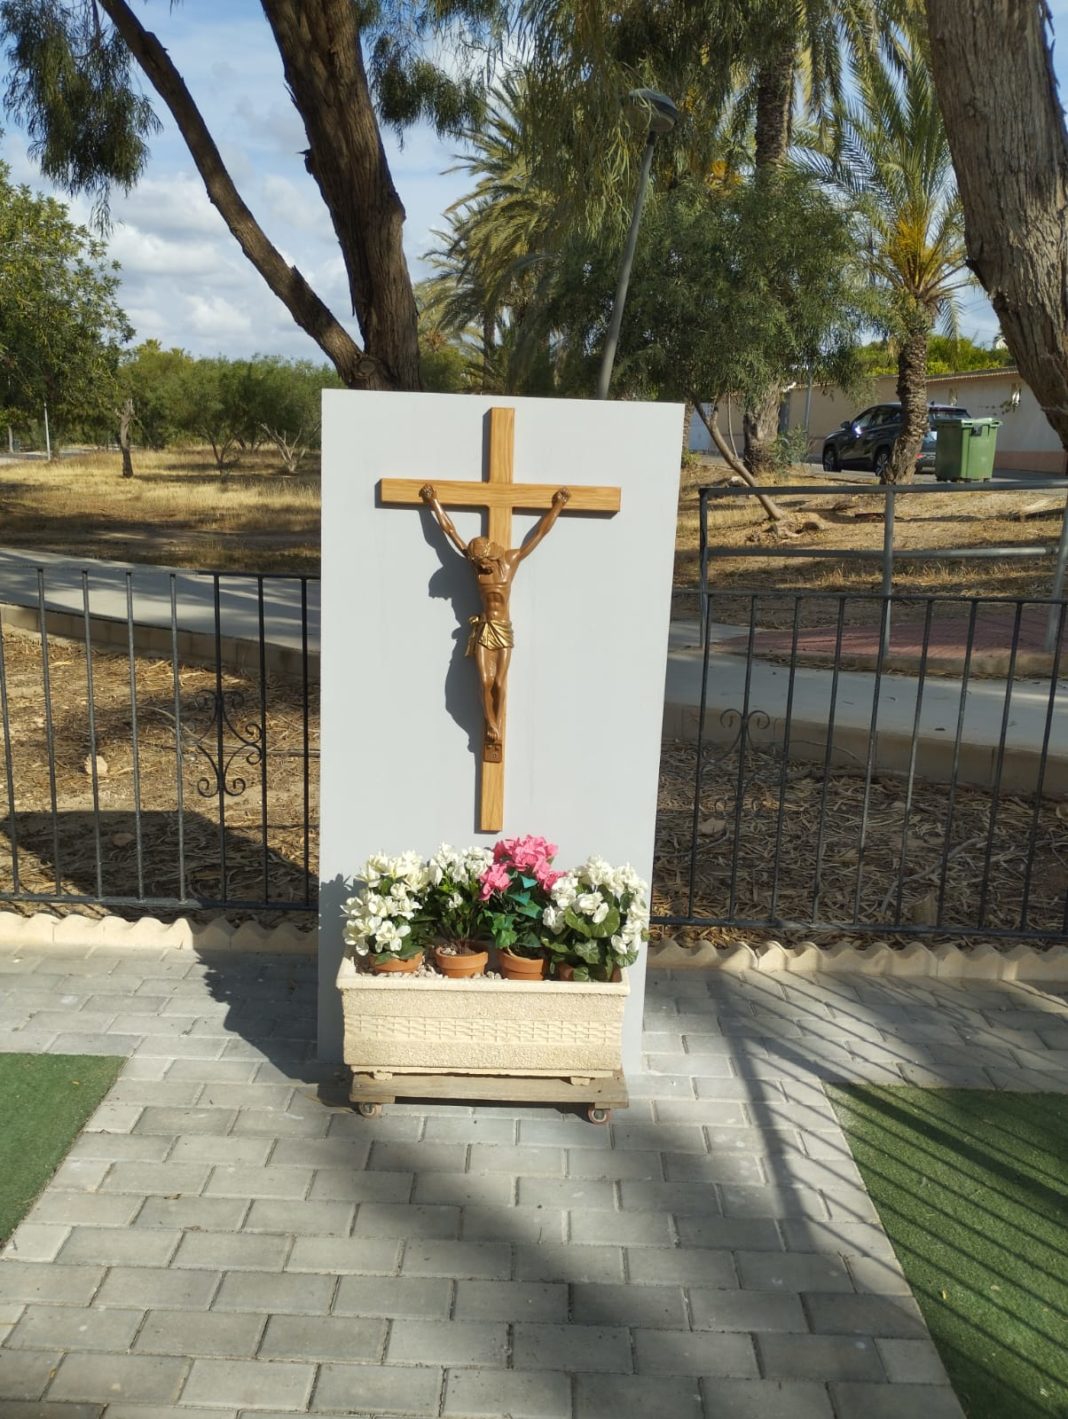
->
[[185, 689, 263, 799]]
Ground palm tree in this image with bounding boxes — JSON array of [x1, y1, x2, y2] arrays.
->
[[804, 39, 968, 482]]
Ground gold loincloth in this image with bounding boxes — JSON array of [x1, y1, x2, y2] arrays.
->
[[466, 616, 514, 656]]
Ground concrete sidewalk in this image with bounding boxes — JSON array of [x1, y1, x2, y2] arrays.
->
[[2, 944, 1067, 1416]]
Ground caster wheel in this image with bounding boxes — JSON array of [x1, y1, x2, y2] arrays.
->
[[586, 1106, 611, 1125], [356, 1102, 383, 1119]]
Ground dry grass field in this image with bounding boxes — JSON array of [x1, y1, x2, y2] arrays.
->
[[0, 448, 319, 573]]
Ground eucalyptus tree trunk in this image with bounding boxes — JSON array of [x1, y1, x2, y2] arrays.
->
[[926, 0, 1068, 449], [742, 386, 782, 479], [884, 325, 929, 484], [117, 397, 135, 479]]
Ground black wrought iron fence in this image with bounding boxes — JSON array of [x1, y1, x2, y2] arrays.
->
[[652, 476, 1068, 943], [0, 567, 319, 914]]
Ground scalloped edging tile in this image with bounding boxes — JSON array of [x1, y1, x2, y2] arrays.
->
[[0, 911, 317, 956], [648, 936, 1068, 982]]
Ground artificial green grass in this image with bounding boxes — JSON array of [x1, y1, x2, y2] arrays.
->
[[0, 1052, 123, 1244], [828, 1086, 1068, 1419]]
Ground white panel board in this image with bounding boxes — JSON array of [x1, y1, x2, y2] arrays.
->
[[319, 391, 683, 1073]]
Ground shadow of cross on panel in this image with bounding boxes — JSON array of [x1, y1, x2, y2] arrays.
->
[[378, 406, 621, 832]]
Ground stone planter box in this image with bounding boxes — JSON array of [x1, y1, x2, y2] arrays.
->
[[336, 956, 629, 1078]]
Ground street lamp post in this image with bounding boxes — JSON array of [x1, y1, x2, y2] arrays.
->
[[595, 88, 678, 401]]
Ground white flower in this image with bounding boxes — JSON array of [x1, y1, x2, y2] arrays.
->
[[576, 892, 603, 917], [542, 904, 565, 934], [448, 892, 463, 910], [591, 900, 609, 925]]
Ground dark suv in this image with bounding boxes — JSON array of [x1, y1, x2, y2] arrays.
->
[[821, 403, 969, 476]]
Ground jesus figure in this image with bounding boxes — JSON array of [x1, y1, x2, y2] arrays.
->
[[420, 483, 571, 761]]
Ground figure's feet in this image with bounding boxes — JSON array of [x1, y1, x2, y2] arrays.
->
[[483, 727, 502, 763]]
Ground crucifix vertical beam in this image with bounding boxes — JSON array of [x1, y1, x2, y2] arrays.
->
[[378, 407, 621, 834]]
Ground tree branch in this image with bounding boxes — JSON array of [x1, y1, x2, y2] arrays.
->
[[691, 396, 789, 523], [97, 0, 380, 388]]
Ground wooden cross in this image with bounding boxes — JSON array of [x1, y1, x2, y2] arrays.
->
[[379, 406, 621, 832]]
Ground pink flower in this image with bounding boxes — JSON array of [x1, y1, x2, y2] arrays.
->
[[494, 835, 558, 873], [479, 861, 512, 900], [533, 858, 563, 889]]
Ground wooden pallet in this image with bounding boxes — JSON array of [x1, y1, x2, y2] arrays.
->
[[347, 1068, 628, 1124]]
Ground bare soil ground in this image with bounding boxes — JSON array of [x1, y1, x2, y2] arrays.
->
[[1, 624, 1063, 948]]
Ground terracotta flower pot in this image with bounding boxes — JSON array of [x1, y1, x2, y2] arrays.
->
[[498, 950, 549, 981], [434, 943, 489, 978], [370, 951, 424, 975]]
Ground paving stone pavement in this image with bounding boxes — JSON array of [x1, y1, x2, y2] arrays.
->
[[1, 944, 1067, 1418]]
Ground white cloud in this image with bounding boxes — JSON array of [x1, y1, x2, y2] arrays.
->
[[185, 294, 254, 343]]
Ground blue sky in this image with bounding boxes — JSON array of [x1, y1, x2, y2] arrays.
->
[[2, 2, 1066, 363]]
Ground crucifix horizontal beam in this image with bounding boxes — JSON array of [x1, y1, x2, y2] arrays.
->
[[379, 407, 621, 832]]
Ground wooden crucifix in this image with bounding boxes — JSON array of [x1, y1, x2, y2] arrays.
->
[[379, 406, 621, 832]]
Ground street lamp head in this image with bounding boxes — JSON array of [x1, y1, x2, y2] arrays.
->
[[627, 87, 679, 136]]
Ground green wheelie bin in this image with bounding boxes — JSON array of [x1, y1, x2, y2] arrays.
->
[[934, 417, 1001, 482]]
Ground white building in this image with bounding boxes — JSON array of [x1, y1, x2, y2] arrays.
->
[[690, 368, 1067, 475]]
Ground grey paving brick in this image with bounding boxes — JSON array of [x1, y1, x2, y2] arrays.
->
[[0, 1403, 102, 1419], [353, 1203, 460, 1239], [443, 1367, 571, 1418], [52, 1032, 141, 1056], [652, 1099, 748, 1126], [311, 1167, 417, 1203], [736, 1250, 853, 1293], [699, 1379, 835, 1418], [513, 1321, 632, 1372], [311, 1361, 443, 1414], [131, 1105, 238, 1136], [660, 1152, 767, 1185], [94, 1266, 220, 1310], [567, 1149, 663, 1180], [574, 1372, 703, 1419], [468, 1144, 565, 1176], [519, 1177, 614, 1210], [758, 1333, 884, 1381], [632, 1327, 758, 1376], [68, 1133, 170, 1162], [626, 1246, 737, 1287], [269, 1137, 372, 1169], [166, 1057, 261, 1083], [514, 1242, 624, 1284], [333, 1275, 451, 1319], [702, 1126, 803, 1156], [2, 1223, 71, 1262], [804, 1292, 926, 1338], [57, 1226, 181, 1267], [569, 1208, 673, 1246], [173, 1231, 290, 1272], [259, 1312, 386, 1362], [48, 1352, 189, 1404], [401, 1239, 511, 1279], [461, 1204, 564, 1243], [204, 1165, 314, 1199], [327, 1111, 422, 1141], [610, 1121, 707, 1153], [108, 1080, 204, 1106], [874, 1337, 949, 1384], [454, 1280, 567, 1323], [830, 1382, 965, 1419], [195, 1082, 296, 1110], [0, 1346, 62, 1401], [212, 1270, 335, 1314], [411, 1171, 515, 1208], [182, 1357, 315, 1411], [101, 1162, 211, 1196], [674, 1217, 782, 1251], [618, 1180, 721, 1215], [287, 1236, 401, 1274], [7, 1303, 141, 1351], [136, 1308, 266, 1357], [572, 1281, 686, 1329], [231, 1106, 328, 1137], [168, 1136, 274, 1167], [244, 1198, 354, 1236], [719, 1184, 830, 1220], [422, 1115, 518, 1144], [690, 1288, 806, 1333], [780, 1219, 897, 1260], [134, 1195, 250, 1231], [520, 1117, 613, 1148], [388, 1317, 508, 1366], [48, 1158, 111, 1191], [134, 1036, 226, 1059], [0, 1261, 104, 1305]]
